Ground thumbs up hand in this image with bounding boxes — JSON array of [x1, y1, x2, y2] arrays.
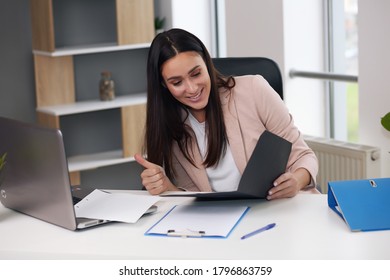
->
[[134, 153, 177, 195]]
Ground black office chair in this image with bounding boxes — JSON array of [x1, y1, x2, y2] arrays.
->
[[212, 57, 283, 100]]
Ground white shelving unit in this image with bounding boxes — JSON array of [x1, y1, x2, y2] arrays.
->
[[30, 0, 154, 185], [38, 93, 147, 175], [37, 93, 147, 116], [67, 150, 136, 173], [33, 42, 150, 57]]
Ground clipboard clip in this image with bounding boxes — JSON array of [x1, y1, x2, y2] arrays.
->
[[167, 229, 206, 238]]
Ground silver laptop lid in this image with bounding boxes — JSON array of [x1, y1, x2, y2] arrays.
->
[[0, 117, 78, 230]]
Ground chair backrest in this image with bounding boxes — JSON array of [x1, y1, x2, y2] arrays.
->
[[212, 57, 283, 100]]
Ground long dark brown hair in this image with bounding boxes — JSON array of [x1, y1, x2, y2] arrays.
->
[[144, 28, 235, 180]]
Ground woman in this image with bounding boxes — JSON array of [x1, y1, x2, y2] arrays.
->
[[135, 28, 318, 200]]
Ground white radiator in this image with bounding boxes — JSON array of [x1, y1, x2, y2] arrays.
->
[[303, 135, 381, 194]]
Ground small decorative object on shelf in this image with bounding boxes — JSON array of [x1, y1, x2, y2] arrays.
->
[[99, 71, 115, 101]]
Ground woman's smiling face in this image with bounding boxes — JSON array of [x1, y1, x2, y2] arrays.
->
[[161, 51, 211, 122]]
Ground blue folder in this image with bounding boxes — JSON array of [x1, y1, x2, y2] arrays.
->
[[328, 178, 390, 232]]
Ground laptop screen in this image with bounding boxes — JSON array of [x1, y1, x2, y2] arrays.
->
[[0, 117, 78, 230]]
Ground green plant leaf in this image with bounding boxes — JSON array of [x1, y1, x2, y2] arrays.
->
[[381, 112, 390, 131], [154, 17, 165, 30]]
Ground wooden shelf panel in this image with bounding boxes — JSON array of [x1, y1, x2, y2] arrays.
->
[[37, 93, 146, 116], [30, 0, 55, 52], [67, 150, 136, 172], [116, 0, 155, 45], [32, 42, 150, 57], [121, 104, 146, 157]]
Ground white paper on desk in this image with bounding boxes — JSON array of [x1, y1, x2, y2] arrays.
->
[[146, 204, 249, 238], [74, 189, 160, 223]]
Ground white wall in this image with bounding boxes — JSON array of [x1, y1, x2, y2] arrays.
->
[[358, 0, 390, 176], [224, 0, 284, 64], [223, 0, 325, 137], [154, 0, 214, 55]]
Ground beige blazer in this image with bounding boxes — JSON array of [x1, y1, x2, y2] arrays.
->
[[171, 75, 318, 192]]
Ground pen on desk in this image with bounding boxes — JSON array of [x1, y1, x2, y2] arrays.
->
[[240, 223, 276, 240]]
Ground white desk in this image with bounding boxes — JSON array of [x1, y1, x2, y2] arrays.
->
[[0, 193, 389, 260]]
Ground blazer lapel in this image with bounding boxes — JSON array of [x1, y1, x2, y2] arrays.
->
[[184, 140, 211, 192], [221, 91, 247, 174]]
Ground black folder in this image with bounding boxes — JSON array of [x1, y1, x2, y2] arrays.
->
[[162, 130, 292, 200]]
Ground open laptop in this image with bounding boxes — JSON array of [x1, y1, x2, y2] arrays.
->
[[0, 116, 155, 230], [162, 130, 292, 200]]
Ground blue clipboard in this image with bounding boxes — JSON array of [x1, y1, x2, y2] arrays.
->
[[328, 178, 390, 232], [145, 204, 250, 238]]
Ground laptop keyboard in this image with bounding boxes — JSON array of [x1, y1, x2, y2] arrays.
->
[[72, 196, 82, 205]]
